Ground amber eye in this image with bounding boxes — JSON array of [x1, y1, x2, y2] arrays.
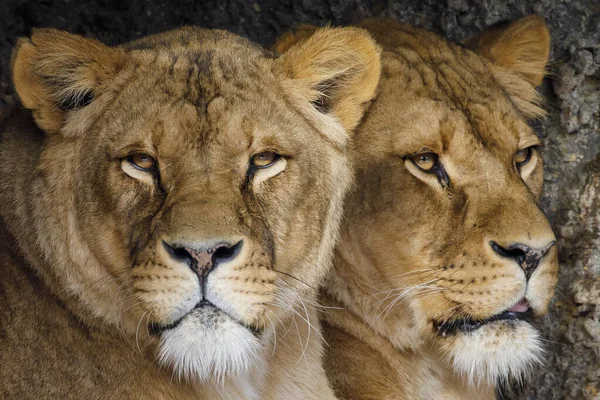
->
[[409, 152, 437, 172], [129, 153, 156, 171], [251, 151, 280, 169], [515, 147, 532, 168]]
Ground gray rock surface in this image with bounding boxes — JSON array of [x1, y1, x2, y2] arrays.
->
[[0, 0, 598, 398]]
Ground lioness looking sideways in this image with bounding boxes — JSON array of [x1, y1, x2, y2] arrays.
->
[[276, 15, 557, 399], [0, 26, 380, 399]]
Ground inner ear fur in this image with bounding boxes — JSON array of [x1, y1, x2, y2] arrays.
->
[[11, 29, 126, 133], [274, 26, 381, 134], [467, 15, 550, 118]]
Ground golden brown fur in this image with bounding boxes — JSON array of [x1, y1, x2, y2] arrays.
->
[[276, 16, 557, 399], [0, 26, 380, 399]]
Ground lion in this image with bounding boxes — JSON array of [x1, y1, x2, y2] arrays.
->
[[0, 25, 380, 399], [275, 16, 557, 399]]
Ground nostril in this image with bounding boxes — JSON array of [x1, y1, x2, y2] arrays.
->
[[490, 241, 526, 264], [212, 240, 243, 266], [162, 241, 193, 265]]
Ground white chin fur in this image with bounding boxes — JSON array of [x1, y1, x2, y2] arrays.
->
[[443, 320, 543, 386], [158, 307, 260, 382]]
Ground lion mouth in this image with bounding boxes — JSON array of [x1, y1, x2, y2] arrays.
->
[[149, 300, 260, 336], [434, 299, 534, 337], [149, 300, 214, 335]]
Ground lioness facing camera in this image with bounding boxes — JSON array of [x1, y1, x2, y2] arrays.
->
[[0, 26, 380, 399], [276, 16, 557, 399]]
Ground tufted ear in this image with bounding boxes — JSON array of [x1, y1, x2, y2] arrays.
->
[[467, 16, 550, 118], [273, 25, 321, 54], [273, 26, 381, 142], [11, 29, 126, 133]]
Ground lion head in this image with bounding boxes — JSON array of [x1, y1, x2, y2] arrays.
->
[[277, 16, 557, 388], [339, 16, 556, 385], [6, 26, 380, 382]]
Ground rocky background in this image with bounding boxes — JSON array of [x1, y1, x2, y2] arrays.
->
[[0, 0, 598, 398]]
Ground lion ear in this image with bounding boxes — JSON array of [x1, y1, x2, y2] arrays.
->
[[11, 29, 126, 133], [467, 15, 550, 88], [273, 25, 321, 54], [467, 15, 550, 118], [274, 26, 381, 141]]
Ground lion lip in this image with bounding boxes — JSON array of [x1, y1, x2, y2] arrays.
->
[[195, 299, 216, 309], [149, 300, 261, 337], [148, 300, 216, 335], [434, 299, 534, 337], [507, 298, 529, 313]]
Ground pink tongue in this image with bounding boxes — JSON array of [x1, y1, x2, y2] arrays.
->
[[508, 299, 529, 313]]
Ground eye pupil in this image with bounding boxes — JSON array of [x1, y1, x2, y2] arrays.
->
[[252, 152, 279, 168], [410, 152, 437, 171], [130, 153, 156, 171], [515, 147, 532, 167]]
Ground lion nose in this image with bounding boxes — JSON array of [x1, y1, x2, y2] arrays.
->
[[163, 240, 244, 277], [489, 240, 556, 280]]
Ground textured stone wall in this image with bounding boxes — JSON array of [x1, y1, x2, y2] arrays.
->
[[1, 0, 598, 398]]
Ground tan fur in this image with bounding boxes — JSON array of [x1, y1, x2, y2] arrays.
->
[[274, 26, 381, 136], [276, 16, 556, 399], [466, 16, 550, 120], [1, 26, 380, 399]]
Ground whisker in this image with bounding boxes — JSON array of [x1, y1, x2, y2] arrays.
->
[[272, 269, 316, 290], [390, 267, 438, 279], [537, 338, 566, 347], [291, 317, 307, 366], [553, 286, 569, 302], [264, 310, 278, 356], [270, 299, 320, 333], [274, 276, 335, 312], [382, 286, 445, 320], [373, 279, 442, 320], [268, 301, 325, 343], [136, 310, 148, 355]]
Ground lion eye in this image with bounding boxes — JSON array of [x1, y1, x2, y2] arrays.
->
[[409, 152, 437, 172], [129, 153, 156, 171], [515, 147, 532, 168], [251, 152, 280, 169]]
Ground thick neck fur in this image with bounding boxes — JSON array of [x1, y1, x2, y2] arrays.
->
[[325, 238, 496, 399], [327, 236, 426, 351]]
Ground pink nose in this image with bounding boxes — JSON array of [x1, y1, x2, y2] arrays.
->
[[184, 243, 230, 276], [162, 240, 244, 278]]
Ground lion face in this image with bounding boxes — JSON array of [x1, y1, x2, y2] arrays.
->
[[333, 17, 557, 384], [87, 77, 336, 379], [11, 27, 380, 380]]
